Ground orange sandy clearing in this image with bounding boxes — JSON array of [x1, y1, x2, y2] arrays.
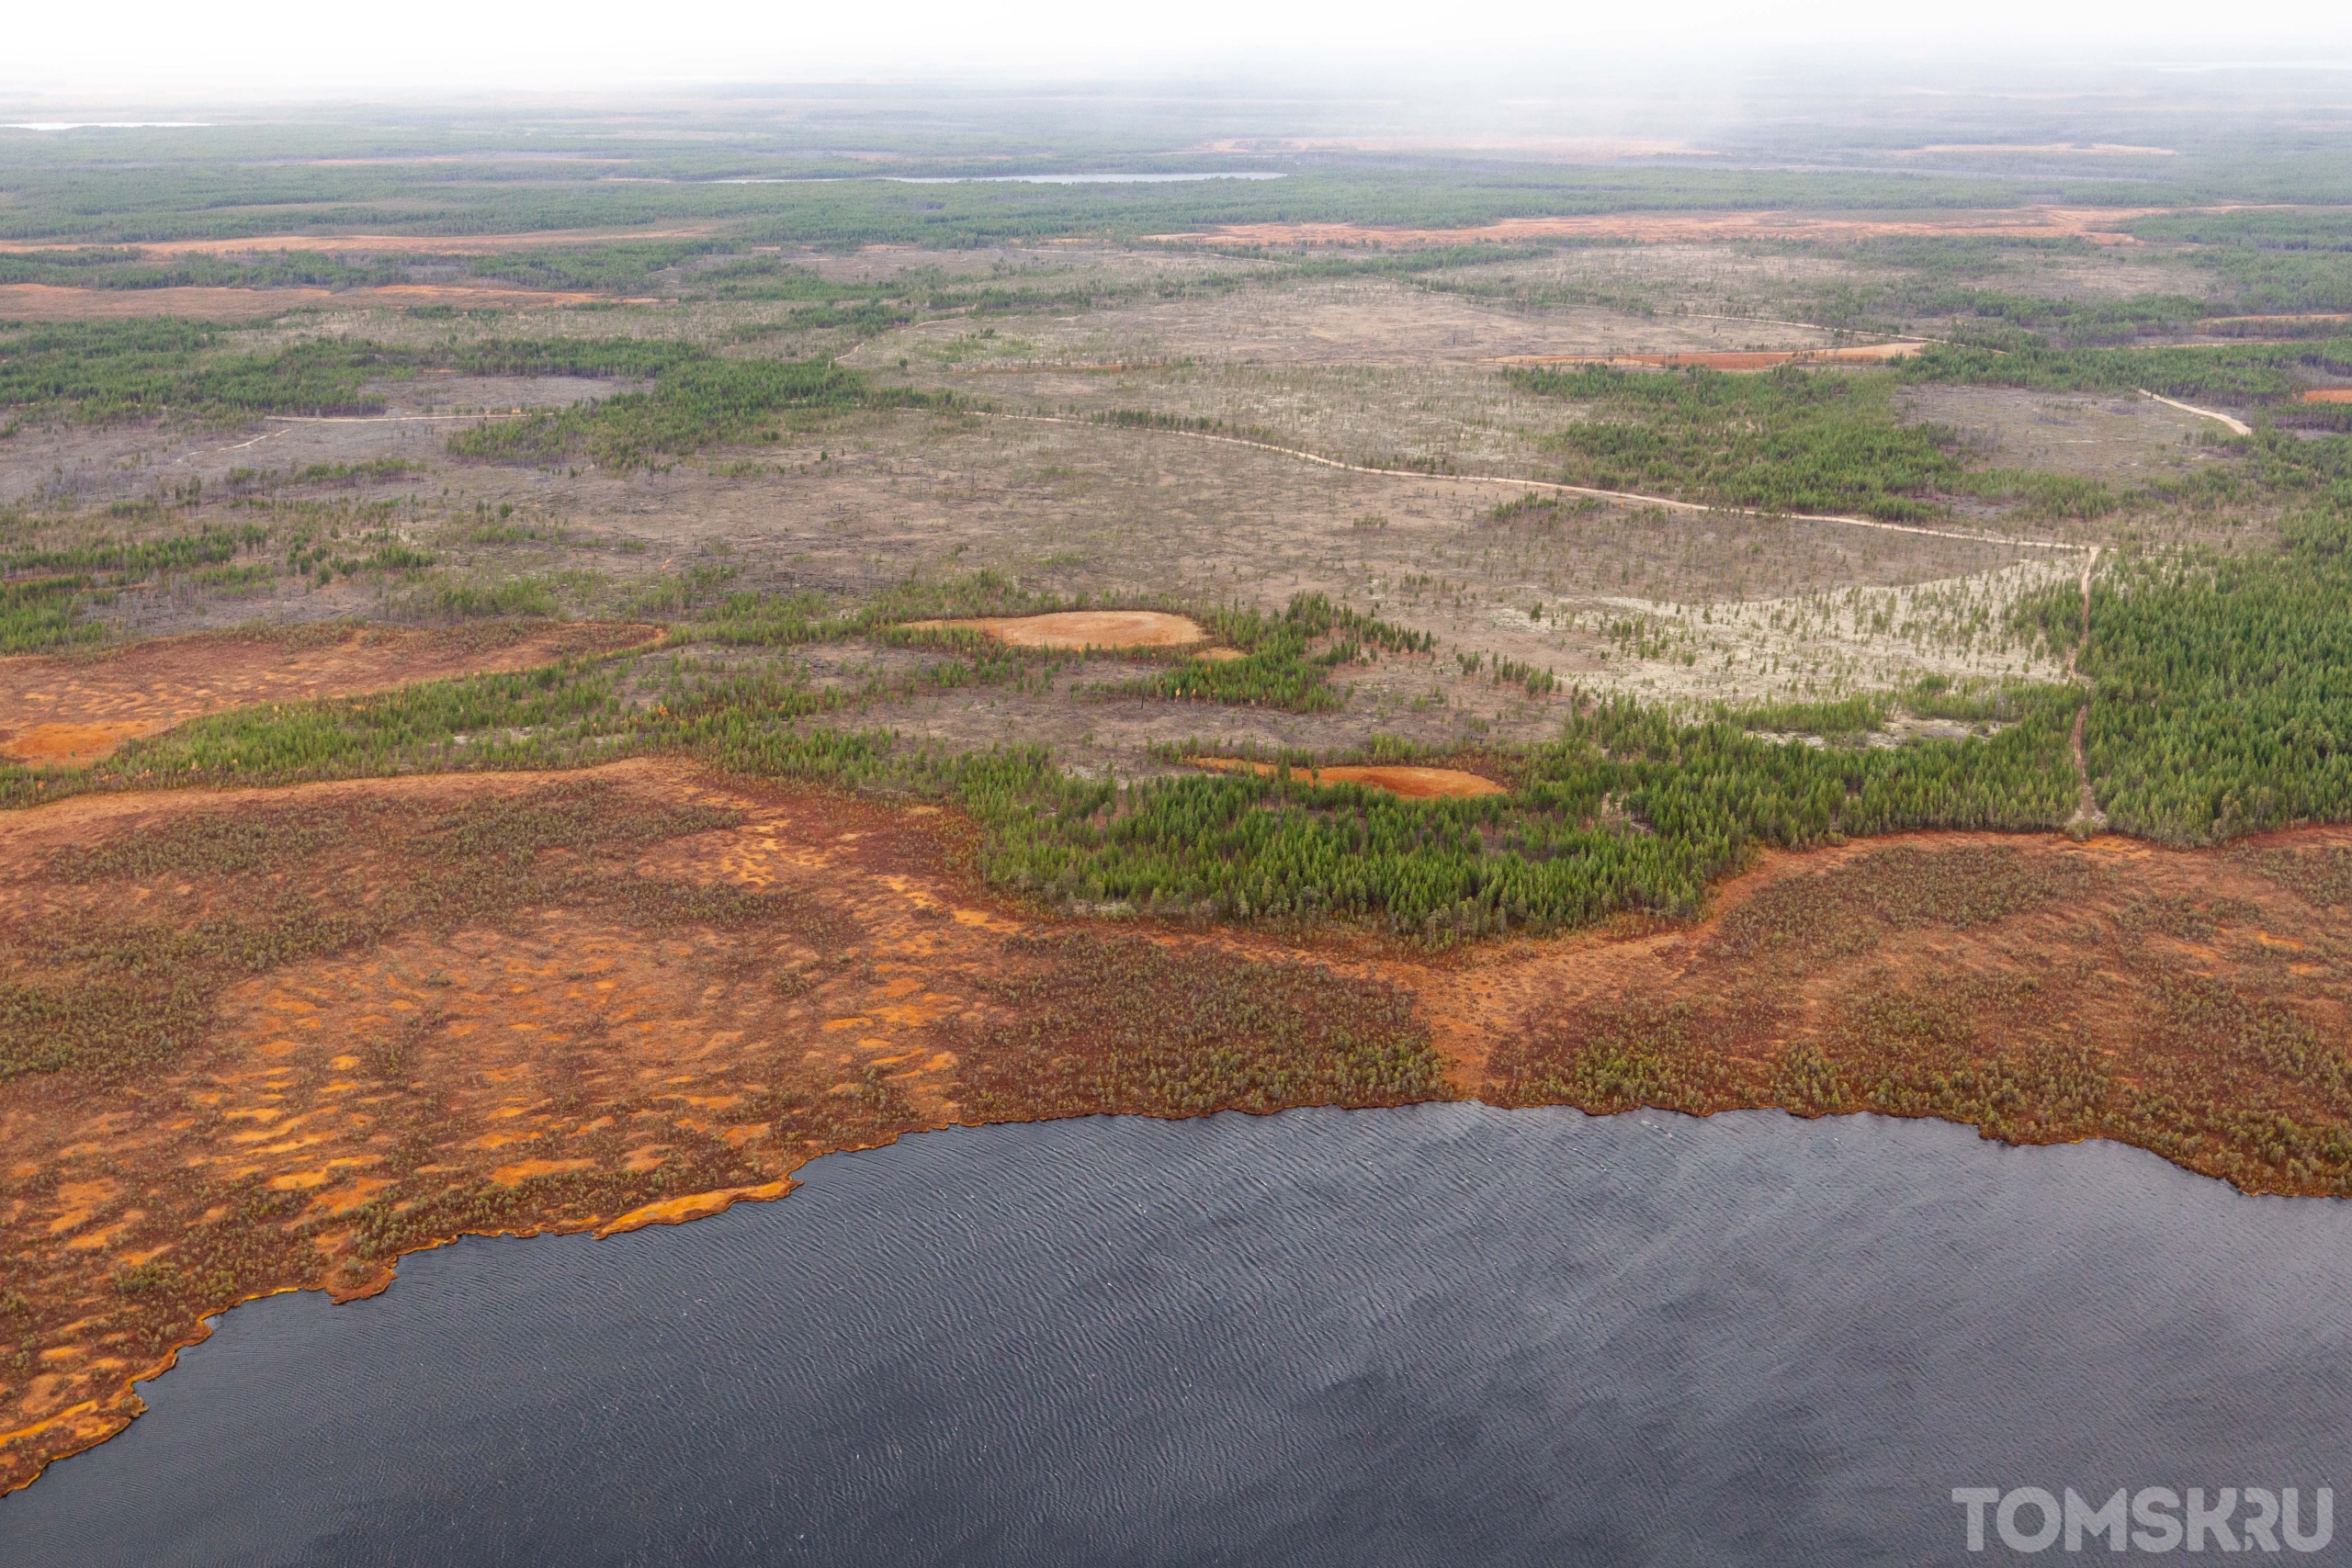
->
[[904, 611, 1210, 650], [0, 283, 602, 321], [1146, 206, 2178, 248], [3, 766, 2351, 1495], [1187, 756, 1508, 797], [1488, 343, 1926, 371], [2303, 389, 2352, 403], [0, 226, 727, 259], [0, 622, 661, 765]]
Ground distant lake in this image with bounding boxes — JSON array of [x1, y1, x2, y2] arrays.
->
[[710, 172, 1287, 185], [7, 1105, 2349, 1565], [3, 122, 212, 131]]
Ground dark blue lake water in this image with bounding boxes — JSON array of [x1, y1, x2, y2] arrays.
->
[[5, 1104, 2348, 1565]]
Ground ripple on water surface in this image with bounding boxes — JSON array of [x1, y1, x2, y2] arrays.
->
[[6, 1104, 2352, 1566]]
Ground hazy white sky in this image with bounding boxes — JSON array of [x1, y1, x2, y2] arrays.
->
[[6, 0, 2352, 97]]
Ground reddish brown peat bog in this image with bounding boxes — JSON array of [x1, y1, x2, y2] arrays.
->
[[2, 767, 2348, 1495], [1144, 206, 2174, 247], [0, 761, 1442, 1492], [0, 622, 661, 766], [0, 285, 605, 322]]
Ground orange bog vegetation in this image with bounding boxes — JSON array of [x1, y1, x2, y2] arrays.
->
[[0, 622, 660, 766]]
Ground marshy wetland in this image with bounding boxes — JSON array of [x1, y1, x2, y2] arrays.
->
[[5, 78, 2352, 1542]]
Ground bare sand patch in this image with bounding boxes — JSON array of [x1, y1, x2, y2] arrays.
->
[[0, 622, 661, 765], [0, 283, 602, 321], [905, 610, 1209, 650], [2, 722, 154, 765], [1188, 756, 1508, 797], [2303, 389, 2352, 403]]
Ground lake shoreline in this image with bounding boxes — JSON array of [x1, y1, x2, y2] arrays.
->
[[4, 763, 2348, 1496]]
